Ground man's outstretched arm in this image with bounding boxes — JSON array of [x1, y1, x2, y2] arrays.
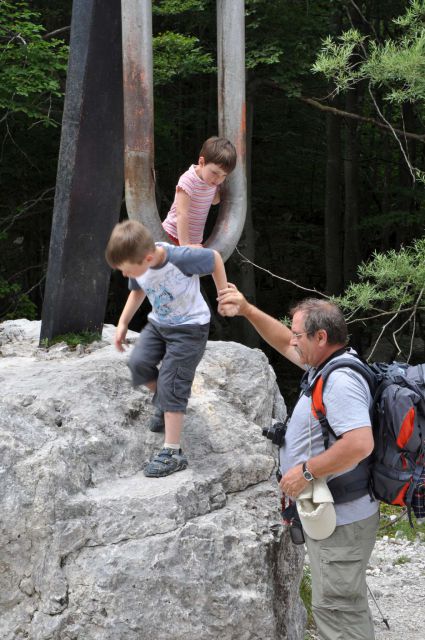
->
[[218, 283, 302, 368]]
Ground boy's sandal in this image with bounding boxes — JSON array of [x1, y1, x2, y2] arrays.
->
[[144, 448, 188, 478]]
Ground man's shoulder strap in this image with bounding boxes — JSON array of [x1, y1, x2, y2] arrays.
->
[[304, 354, 376, 449], [317, 355, 376, 393]]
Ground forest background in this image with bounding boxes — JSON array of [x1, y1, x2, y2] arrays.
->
[[1, 0, 425, 400]]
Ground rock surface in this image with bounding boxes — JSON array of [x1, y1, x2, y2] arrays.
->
[[0, 320, 305, 640]]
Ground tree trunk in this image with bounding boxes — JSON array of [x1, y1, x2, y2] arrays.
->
[[397, 102, 417, 247], [343, 86, 361, 287], [324, 107, 343, 295]]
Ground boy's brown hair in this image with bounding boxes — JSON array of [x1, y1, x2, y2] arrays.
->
[[105, 220, 155, 267], [199, 136, 237, 173]]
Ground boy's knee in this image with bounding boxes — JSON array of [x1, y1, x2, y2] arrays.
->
[[128, 357, 158, 387]]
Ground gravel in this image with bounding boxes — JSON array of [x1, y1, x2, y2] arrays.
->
[[367, 530, 425, 639]]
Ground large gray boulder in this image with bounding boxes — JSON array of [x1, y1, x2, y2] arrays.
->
[[0, 320, 305, 640]]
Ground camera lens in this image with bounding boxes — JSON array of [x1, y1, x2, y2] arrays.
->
[[261, 421, 287, 446]]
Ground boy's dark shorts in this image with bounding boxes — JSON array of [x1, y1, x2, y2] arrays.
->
[[128, 320, 209, 413]]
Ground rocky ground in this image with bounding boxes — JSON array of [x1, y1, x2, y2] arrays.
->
[[367, 526, 425, 639], [305, 518, 425, 640]]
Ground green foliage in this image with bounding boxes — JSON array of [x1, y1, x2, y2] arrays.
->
[[312, 29, 366, 92], [0, 0, 68, 125], [378, 504, 425, 542], [41, 331, 102, 349], [394, 0, 425, 31], [312, 0, 425, 105], [0, 230, 37, 320], [245, 0, 330, 93], [245, 44, 282, 70], [393, 554, 411, 565], [153, 0, 207, 15], [300, 565, 315, 634], [153, 32, 213, 84], [0, 277, 37, 320], [336, 237, 425, 315], [365, 32, 425, 104]]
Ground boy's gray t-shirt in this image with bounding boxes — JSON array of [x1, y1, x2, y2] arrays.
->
[[129, 243, 215, 326], [279, 354, 379, 525]]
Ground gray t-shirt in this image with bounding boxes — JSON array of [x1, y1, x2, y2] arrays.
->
[[279, 352, 379, 525], [129, 243, 215, 326]]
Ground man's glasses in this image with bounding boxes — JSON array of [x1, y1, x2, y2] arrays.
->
[[290, 331, 308, 339]]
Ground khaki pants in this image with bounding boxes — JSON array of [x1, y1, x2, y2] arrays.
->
[[305, 510, 379, 640]]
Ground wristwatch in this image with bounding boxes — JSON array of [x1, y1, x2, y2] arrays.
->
[[302, 461, 315, 482]]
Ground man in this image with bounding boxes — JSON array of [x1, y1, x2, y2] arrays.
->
[[218, 285, 379, 640]]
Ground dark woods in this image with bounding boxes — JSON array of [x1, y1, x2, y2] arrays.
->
[[1, 1, 424, 395]]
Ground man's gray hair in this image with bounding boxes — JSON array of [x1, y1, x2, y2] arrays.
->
[[290, 298, 348, 345]]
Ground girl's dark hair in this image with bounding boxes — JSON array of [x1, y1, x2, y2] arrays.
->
[[199, 136, 237, 173]]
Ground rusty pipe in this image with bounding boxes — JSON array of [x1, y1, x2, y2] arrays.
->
[[204, 0, 247, 262], [121, 0, 165, 239]]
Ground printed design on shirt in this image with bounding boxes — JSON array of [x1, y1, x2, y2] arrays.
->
[[137, 249, 211, 326], [145, 284, 174, 321]]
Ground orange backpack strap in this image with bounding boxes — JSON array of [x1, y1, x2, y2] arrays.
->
[[309, 374, 339, 450], [311, 376, 325, 418], [305, 356, 374, 504]]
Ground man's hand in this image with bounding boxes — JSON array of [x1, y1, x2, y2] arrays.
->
[[217, 283, 249, 317], [279, 463, 309, 498], [114, 322, 129, 352]]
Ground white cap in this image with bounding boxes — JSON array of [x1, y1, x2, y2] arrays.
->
[[296, 477, 336, 541]]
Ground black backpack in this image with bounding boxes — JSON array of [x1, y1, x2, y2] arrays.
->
[[304, 354, 425, 524]]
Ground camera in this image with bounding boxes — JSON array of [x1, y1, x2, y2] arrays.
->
[[262, 420, 287, 447]]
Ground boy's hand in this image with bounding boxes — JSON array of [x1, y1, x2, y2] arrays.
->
[[114, 322, 129, 352], [217, 283, 248, 317]]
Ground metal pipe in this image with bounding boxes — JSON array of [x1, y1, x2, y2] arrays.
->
[[121, 0, 165, 239], [122, 0, 246, 260], [204, 0, 247, 261]]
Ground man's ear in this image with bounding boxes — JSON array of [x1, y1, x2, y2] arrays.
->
[[317, 329, 328, 345], [145, 253, 155, 265]]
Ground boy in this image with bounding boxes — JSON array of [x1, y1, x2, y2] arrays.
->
[[162, 136, 237, 246], [105, 220, 228, 478]]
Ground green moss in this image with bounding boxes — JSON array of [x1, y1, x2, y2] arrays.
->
[[393, 554, 411, 565], [42, 331, 101, 349], [300, 565, 316, 635], [378, 504, 425, 542]]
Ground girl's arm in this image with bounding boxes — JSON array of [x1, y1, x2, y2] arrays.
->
[[175, 189, 192, 245], [211, 250, 227, 294]]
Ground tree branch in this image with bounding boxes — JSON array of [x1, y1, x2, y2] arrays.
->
[[392, 287, 424, 361], [249, 78, 424, 142], [347, 306, 425, 324], [42, 26, 70, 40], [300, 96, 425, 142], [230, 248, 424, 361], [235, 248, 329, 298], [367, 291, 407, 361]]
